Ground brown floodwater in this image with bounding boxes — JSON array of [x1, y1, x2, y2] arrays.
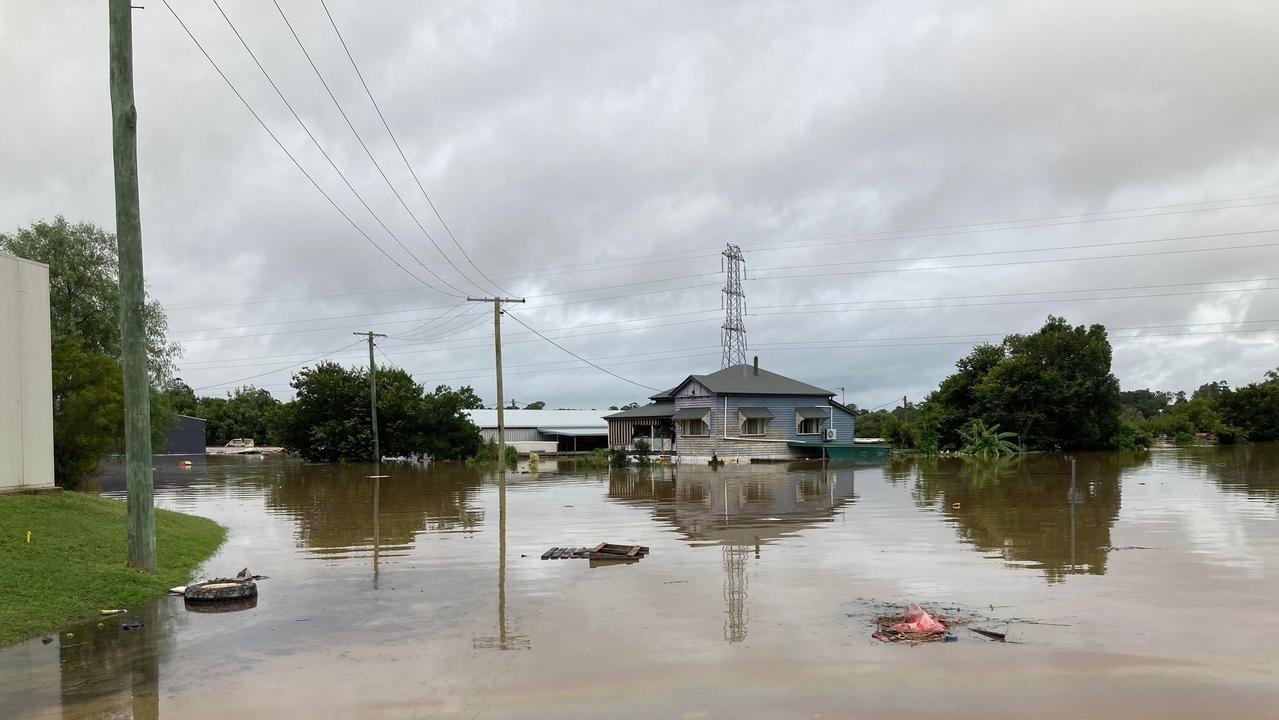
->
[[2, 446, 1279, 719]]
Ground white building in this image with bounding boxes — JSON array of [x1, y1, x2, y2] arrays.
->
[[0, 252, 55, 491], [463, 409, 608, 455]]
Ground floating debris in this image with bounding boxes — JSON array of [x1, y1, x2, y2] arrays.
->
[[120, 618, 143, 631], [969, 627, 1007, 642], [872, 603, 955, 644], [540, 544, 650, 561], [98, 609, 126, 617]]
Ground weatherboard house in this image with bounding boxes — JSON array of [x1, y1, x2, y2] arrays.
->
[[604, 358, 861, 463]]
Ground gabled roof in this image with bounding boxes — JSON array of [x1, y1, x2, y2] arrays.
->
[[673, 364, 834, 397]]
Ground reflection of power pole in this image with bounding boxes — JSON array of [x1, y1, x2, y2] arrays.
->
[[354, 331, 387, 461], [109, 0, 155, 572], [472, 475, 530, 650], [722, 544, 749, 643]]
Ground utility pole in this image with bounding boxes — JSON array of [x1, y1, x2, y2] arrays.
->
[[467, 297, 525, 461], [354, 331, 386, 462], [110, 0, 155, 572]]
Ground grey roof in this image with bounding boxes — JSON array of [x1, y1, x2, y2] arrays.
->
[[604, 403, 677, 419], [672, 406, 711, 420], [537, 426, 608, 436], [464, 409, 607, 429], [795, 407, 831, 419], [649, 387, 676, 400], [677, 364, 834, 397], [738, 406, 774, 419]]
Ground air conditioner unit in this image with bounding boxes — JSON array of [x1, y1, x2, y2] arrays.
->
[[825, 428, 837, 441]]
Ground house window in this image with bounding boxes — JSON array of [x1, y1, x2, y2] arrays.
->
[[679, 418, 709, 436], [741, 418, 768, 436], [797, 417, 824, 435]]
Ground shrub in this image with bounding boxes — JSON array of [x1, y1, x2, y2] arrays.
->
[[608, 447, 630, 468], [527, 451, 539, 472], [958, 419, 1020, 458], [633, 438, 652, 466], [1174, 431, 1196, 447]]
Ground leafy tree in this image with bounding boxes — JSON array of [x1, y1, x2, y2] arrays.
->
[[197, 386, 282, 446], [274, 363, 480, 462], [161, 378, 199, 417], [49, 341, 124, 486], [958, 419, 1020, 458], [1119, 389, 1174, 419], [916, 317, 1123, 451], [1218, 370, 1279, 441], [1, 217, 180, 382], [524, 400, 546, 410], [1192, 381, 1230, 401]]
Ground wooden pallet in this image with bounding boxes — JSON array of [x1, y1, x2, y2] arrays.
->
[[587, 543, 649, 561], [540, 546, 590, 560], [540, 544, 651, 561]]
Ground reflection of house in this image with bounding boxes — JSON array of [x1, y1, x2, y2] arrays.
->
[[604, 358, 856, 462], [464, 409, 608, 455], [608, 464, 858, 643]]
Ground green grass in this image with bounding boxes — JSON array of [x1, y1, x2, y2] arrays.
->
[[0, 491, 226, 646]]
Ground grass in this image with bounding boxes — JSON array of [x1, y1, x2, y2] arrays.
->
[[0, 491, 226, 646]]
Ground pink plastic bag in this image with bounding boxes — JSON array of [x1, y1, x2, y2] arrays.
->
[[891, 604, 947, 634]]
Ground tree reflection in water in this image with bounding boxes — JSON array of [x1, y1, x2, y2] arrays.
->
[[892, 452, 1147, 582]]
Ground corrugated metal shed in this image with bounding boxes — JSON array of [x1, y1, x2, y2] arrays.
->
[[464, 409, 608, 430]]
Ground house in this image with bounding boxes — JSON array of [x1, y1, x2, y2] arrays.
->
[[464, 409, 609, 455], [604, 357, 857, 463]]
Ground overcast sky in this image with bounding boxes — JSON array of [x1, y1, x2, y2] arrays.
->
[[4, 1, 1279, 409]]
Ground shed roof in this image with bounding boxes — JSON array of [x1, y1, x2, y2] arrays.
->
[[604, 403, 677, 419], [464, 409, 607, 430], [675, 364, 834, 397]]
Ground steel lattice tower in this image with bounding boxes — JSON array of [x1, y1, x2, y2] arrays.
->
[[721, 244, 747, 368]]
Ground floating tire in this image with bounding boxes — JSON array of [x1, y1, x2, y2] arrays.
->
[[184, 578, 257, 602], [184, 595, 257, 614]]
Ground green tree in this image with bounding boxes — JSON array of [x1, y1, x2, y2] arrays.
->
[[919, 317, 1123, 451], [1, 217, 180, 381], [1218, 370, 1279, 441], [274, 364, 480, 462], [1119, 388, 1174, 419], [958, 419, 1020, 458], [524, 400, 546, 410], [50, 341, 125, 486], [194, 386, 282, 446]]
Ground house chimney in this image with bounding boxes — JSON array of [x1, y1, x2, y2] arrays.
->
[[753, 355, 759, 375]]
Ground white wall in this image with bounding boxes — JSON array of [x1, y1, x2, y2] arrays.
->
[[0, 252, 54, 491]]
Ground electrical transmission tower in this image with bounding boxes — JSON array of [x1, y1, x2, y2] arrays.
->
[[721, 243, 747, 368]]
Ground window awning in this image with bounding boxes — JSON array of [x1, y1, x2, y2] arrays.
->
[[672, 407, 711, 421], [738, 406, 774, 419], [795, 407, 830, 420]]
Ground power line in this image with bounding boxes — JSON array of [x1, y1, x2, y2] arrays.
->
[[319, 0, 512, 298], [161, 0, 458, 297], [206, 0, 471, 298], [751, 240, 1279, 281], [503, 309, 660, 391], [753, 228, 1279, 274], [271, 0, 493, 297], [192, 338, 365, 392]]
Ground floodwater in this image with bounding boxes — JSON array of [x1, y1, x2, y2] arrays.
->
[[3, 447, 1279, 719]]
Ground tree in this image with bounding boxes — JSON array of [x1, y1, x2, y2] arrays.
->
[[1192, 380, 1230, 401], [1218, 370, 1279, 441], [274, 363, 480, 462], [3, 218, 182, 484], [524, 400, 546, 410], [1, 217, 180, 381], [49, 341, 124, 486], [193, 386, 282, 446], [1120, 389, 1174, 419], [958, 419, 1020, 458], [917, 317, 1123, 451]]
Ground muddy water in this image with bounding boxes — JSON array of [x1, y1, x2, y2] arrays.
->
[[2, 446, 1278, 719]]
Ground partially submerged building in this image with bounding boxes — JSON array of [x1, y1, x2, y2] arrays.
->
[[604, 358, 863, 463], [464, 409, 609, 455]]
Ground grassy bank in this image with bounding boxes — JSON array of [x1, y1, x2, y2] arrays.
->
[[0, 491, 226, 646]]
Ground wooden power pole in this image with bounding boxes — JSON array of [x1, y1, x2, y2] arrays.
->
[[467, 296, 525, 461], [109, 0, 155, 572], [354, 331, 387, 462]]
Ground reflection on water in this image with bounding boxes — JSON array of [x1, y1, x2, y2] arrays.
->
[[4, 446, 1279, 718], [890, 453, 1142, 582]]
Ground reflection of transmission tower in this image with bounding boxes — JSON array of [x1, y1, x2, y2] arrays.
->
[[722, 544, 749, 643], [721, 244, 747, 368]]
